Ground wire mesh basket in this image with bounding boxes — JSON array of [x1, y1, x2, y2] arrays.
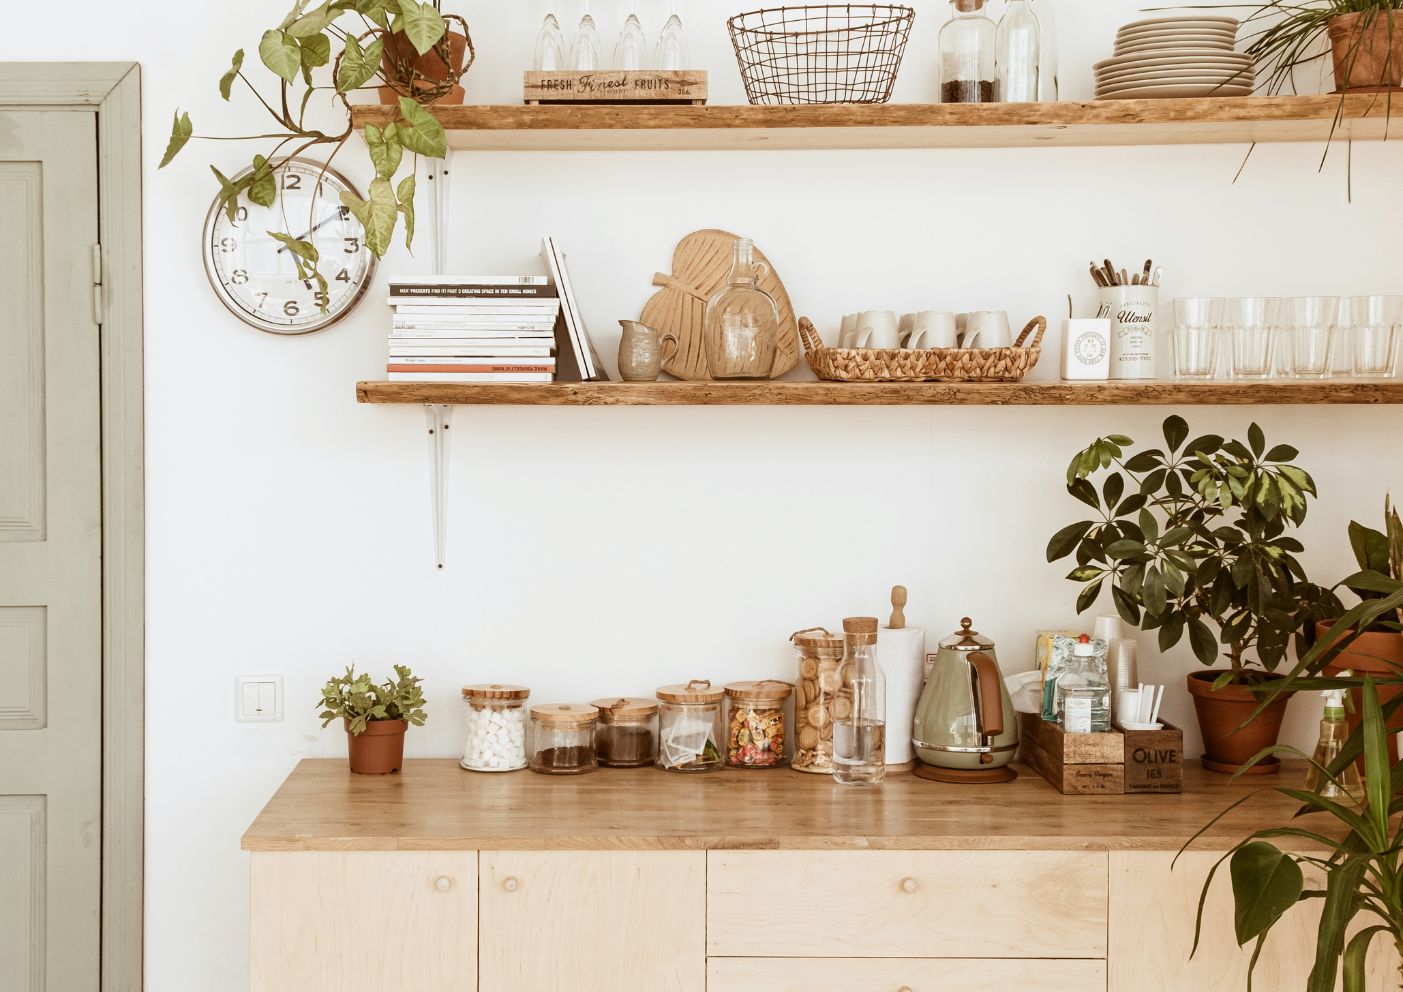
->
[[727, 5, 916, 105]]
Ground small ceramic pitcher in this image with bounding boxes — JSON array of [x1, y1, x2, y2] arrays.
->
[[618, 320, 679, 382]]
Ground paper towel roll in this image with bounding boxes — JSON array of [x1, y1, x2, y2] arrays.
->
[[879, 626, 925, 765]]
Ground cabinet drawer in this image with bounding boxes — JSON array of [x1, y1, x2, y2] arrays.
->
[[707, 850, 1107, 958], [708, 957, 1108, 991]]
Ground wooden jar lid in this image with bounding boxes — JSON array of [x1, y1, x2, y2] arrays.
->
[[790, 627, 844, 652], [843, 616, 879, 645], [462, 683, 530, 700], [590, 697, 659, 722], [656, 679, 725, 704], [724, 680, 794, 702], [529, 703, 599, 726]]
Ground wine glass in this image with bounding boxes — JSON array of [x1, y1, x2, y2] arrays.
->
[[655, 0, 689, 70], [533, 0, 567, 72], [570, 0, 605, 71], [614, 1, 648, 70]]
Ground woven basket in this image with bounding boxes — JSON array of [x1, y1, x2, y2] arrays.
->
[[799, 316, 1047, 382]]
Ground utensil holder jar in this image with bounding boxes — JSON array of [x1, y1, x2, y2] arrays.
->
[[1097, 286, 1158, 380]]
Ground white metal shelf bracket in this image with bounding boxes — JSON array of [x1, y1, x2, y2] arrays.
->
[[427, 149, 452, 275], [424, 404, 453, 568]]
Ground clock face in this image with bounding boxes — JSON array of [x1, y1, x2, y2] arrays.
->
[[202, 157, 376, 335]]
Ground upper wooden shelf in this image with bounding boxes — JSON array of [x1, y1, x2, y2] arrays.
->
[[352, 95, 1395, 151], [357, 379, 1403, 407]]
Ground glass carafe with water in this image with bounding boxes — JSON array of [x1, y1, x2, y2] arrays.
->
[[833, 617, 886, 786], [702, 238, 779, 380]]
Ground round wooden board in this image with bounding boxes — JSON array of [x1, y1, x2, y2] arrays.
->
[[641, 229, 800, 381]]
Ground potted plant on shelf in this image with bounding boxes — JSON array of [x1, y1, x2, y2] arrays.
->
[[1227, 1, 1403, 93], [318, 664, 428, 774], [1047, 415, 1339, 773]]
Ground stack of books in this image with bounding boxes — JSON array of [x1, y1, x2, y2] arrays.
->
[[387, 275, 562, 383]]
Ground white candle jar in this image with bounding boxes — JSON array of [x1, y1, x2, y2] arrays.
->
[[460, 684, 530, 772]]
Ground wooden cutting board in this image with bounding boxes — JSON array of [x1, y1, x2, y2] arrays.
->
[[641, 229, 800, 381]]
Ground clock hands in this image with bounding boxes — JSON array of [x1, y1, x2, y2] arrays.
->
[[277, 214, 338, 252]]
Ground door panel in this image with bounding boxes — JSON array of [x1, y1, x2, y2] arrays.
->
[[0, 109, 101, 992], [708, 957, 1108, 991]]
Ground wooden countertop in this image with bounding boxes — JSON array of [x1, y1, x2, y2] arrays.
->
[[242, 759, 1327, 853]]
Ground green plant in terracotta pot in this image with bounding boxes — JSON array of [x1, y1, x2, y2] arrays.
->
[[318, 664, 428, 774], [1047, 415, 1339, 774], [1225, 1, 1403, 94]]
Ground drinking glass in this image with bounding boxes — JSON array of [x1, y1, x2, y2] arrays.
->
[[533, 0, 567, 71], [570, 0, 605, 71], [1283, 296, 1340, 379], [1173, 297, 1225, 380], [656, 0, 689, 70], [1350, 295, 1403, 377], [1226, 297, 1280, 379], [614, 1, 648, 70]]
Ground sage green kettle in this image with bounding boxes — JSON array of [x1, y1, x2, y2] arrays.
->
[[912, 618, 1019, 784]]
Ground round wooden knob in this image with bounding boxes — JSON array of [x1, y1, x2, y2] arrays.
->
[[900, 877, 917, 894], [898, 986, 913, 992], [503, 876, 519, 892], [434, 876, 452, 892]]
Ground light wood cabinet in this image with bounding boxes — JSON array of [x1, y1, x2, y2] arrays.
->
[[707, 957, 1107, 991], [478, 851, 705, 992]]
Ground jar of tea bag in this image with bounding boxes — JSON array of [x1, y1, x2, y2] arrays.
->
[[655, 680, 725, 773]]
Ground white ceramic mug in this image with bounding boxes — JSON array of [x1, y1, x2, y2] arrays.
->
[[856, 310, 901, 350], [898, 312, 917, 345], [962, 310, 1013, 350], [838, 313, 860, 349], [906, 311, 959, 350]]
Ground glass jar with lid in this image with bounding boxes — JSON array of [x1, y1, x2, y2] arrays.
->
[[528, 703, 599, 775], [655, 680, 725, 772], [460, 683, 530, 772], [939, 0, 996, 103], [790, 627, 845, 773], [591, 697, 660, 768], [832, 617, 887, 786], [724, 680, 792, 769]]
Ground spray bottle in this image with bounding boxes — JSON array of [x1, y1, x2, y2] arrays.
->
[[1305, 676, 1363, 801]]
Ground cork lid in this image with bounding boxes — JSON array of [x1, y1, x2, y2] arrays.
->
[[462, 683, 530, 701], [790, 627, 843, 650], [724, 680, 794, 702], [590, 697, 659, 723], [843, 616, 879, 645], [655, 679, 725, 704], [529, 703, 599, 726]]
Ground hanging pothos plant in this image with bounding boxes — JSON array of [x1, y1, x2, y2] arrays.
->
[[159, 0, 468, 298]]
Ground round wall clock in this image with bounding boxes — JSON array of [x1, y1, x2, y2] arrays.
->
[[202, 157, 376, 335]]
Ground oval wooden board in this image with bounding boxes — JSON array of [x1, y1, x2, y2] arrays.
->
[[641, 229, 800, 381]]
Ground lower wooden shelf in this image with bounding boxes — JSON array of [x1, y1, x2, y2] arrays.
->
[[357, 378, 1403, 407]]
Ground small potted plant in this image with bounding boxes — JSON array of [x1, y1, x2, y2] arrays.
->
[[318, 664, 428, 774], [1047, 415, 1339, 773], [1227, 2, 1403, 93]]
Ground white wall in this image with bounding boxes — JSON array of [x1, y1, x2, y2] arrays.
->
[[5, 1, 1403, 986]]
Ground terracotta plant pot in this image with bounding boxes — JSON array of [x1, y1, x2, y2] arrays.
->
[[1186, 671, 1291, 774], [1328, 11, 1403, 92], [1316, 620, 1403, 763], [345, 718, 407, 774], [377, 29, 470, 105]]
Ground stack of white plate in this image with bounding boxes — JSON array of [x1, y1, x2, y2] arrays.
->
[[1095, 16, 1254, 100]]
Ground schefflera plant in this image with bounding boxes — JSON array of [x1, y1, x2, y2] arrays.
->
[[159, 0, 457, 297], [1046, 415, 1338, 685]]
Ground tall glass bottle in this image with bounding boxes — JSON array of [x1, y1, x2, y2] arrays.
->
[[614, 1, 648, 70], [833, 617, 886, 786], [570, 0, 604, 72], [533, 0, 567, 72], [702, 238, 779, 380], [939, 0, 996, 103], [1032, 0, 1058, 100], [996, 0, 1041, 103], [656, 0, 689, 70]]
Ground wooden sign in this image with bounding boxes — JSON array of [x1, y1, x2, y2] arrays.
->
[[524, 70, 708, 105], [1122, 721, 1184, 794]]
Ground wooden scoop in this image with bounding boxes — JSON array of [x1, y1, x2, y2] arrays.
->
[[889, 586, 908, 630]]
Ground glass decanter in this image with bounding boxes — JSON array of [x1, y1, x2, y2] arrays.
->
[[656, 0, 689, 71], [570, 0, 605, 72], [615, 1, 648, 70], [832, 618, 886, 787], [703, 239, 779, 380], [1032, 0, 1058, 100], [533, 0, 567, 72], [939, 0, 996, 103], [996, 0, 1041, 103]]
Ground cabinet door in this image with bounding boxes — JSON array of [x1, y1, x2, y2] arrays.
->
[[708, 957, 1107, 991], [479, 851, 705, 992], [250, 851, 476, 992], [1109, 851, 1399, 991]]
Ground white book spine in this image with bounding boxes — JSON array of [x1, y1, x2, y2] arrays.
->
[[386, 371, 554, 383]]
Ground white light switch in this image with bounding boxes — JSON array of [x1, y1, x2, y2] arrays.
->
[[236, 675, 284, 723]]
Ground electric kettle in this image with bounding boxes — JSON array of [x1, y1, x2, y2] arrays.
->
[[912, 618, 1019, 784]]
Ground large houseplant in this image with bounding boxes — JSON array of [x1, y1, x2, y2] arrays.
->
[[159, 0, 467, 295], [1047, 415, 1339, 772], [318, 664, 428, 774]]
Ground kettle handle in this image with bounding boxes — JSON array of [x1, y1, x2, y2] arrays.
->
[[968, 652, 1005, 739]]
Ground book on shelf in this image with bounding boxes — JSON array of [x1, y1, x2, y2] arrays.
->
[[388, 360, 556, 373], [389, 284, 558, 300], [388, 274, 549, 286], [388, 345, 556, 358], [387, 371, 554, 383], [541, 236, 608, 383], [393, 319, 558, 333], [391, 301, 563, 316], [390, 327, 558, 339]]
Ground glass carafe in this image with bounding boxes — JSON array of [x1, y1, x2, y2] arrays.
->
[[702, 238, 779, 380], [832, 617, 887, 786], [533, 0, 567, 72], [939, 0, 996, 103], [1032, 0, 1058, 100], [615, 1, 648, 70], [996, 0, 1041, 103], [570, 0, 604, 71], [656, 0, 689, 70]]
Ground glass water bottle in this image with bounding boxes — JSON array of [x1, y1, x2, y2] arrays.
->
[[833, 617, 886, 786], [570, 0, 604, 71], [1032, 0, 1058, 100], [939, 0, 996, 104], [996, 0, 1041, 103], [702, 238, 780, 380], [656, 0, 689, 70], [614, 1, 648, 70], [533, 1, 567, 72]]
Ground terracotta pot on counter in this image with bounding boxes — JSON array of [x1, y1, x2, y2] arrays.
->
[[1316, 620, 1403, 763], [346, 718, 407, 774], [1186, 671, 1291, 775], [1328, 11, 1403, 92], [377, 29, 471, 105]]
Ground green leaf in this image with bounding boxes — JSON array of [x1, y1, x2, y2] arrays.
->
[[395, 95, 447, 157], [1307, 859, 1367, 992], [1047, 520, 1093, 562], [1158, 614, 1186, 651], [1076, 579, 1104, 615], [1361, 680, 1390, 842], [260, 29, 303, 82], [1342, 926, 1388, 992], [159, 110, 192, 169], [210, 165, 248, 224], [248, 154, 276, 207], [266, 231, 320, 264], [1348, 521, 1391, 574], [342, 178, 398, 257], [219, 50, 245, 101], [397, 173, 415, 250], [1105, 539, 1145, 561], [1163, 415, 1189, 452], [287, 2, 334, 37], [365, 122, 403, 179], [1264, 443, 1298, 462], [300, 33, 331, 70], [1188, 617, 1218, 665], [1102, 473, 1124, 510], [1185, 433, 1225, 458], [337, 35, 383, 92], [1143, 565, 1168, 616], [1111, 584, 1141, 625], [397, 0, 446, 55], [1248, 423, 1266, 458], [1068, 478, 1100, 511], [1229, 842, 1302, 945]]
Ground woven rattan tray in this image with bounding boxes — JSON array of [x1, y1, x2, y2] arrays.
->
[[799, 316, 1046, 382]]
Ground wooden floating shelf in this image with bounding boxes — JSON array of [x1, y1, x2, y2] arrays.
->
[[357, 379, 1403, 407], [351, 95, 1399, 152]]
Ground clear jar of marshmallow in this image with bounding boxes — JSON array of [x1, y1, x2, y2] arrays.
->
[[460, 684, 530, 772]]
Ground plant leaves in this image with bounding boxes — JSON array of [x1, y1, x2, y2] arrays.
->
[[1068, 478, 1100, 511], [1248, 422, 1266, 458], [1106, 539, 1145, 561], [1163, 415, 1189, 452], [210, 165, 248, 224], [397, 173, 415, 249], [248, 154, 276, 207], [365, 123, 403, 179], [1348, 521, 1391, 574], [342, 178, 398, 257], [337, 35, 383, 92], [1229, 842, 1302, 945], [1047, 520, 1093, 562], [1361, 679, 1390, 843], [1111, 584, 1141, 625], [1264, 443, 1298, 462], [1076, 579, 1104, 614], [300, 33, 331, 70], [266, 231, 319, 264], [1307, 859, 1367, 992], [288, 2, 334, 37], [395, 95, 447, 157], [1189, 617, 1218, 665], [1342, 926, 1388, 992], [159, 110, 192, 169], [219, 50, 245, 101], [397, 0, 447, 55], [260, 29, 303, 82]]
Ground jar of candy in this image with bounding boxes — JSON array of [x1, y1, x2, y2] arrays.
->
[[790, 627, 845, 773], [724, 680, 792, 768], [591, 697, 659, 768], [528, 703, 599, 775], [460, 684, 530, 772], [655, 680, 725, 773]]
